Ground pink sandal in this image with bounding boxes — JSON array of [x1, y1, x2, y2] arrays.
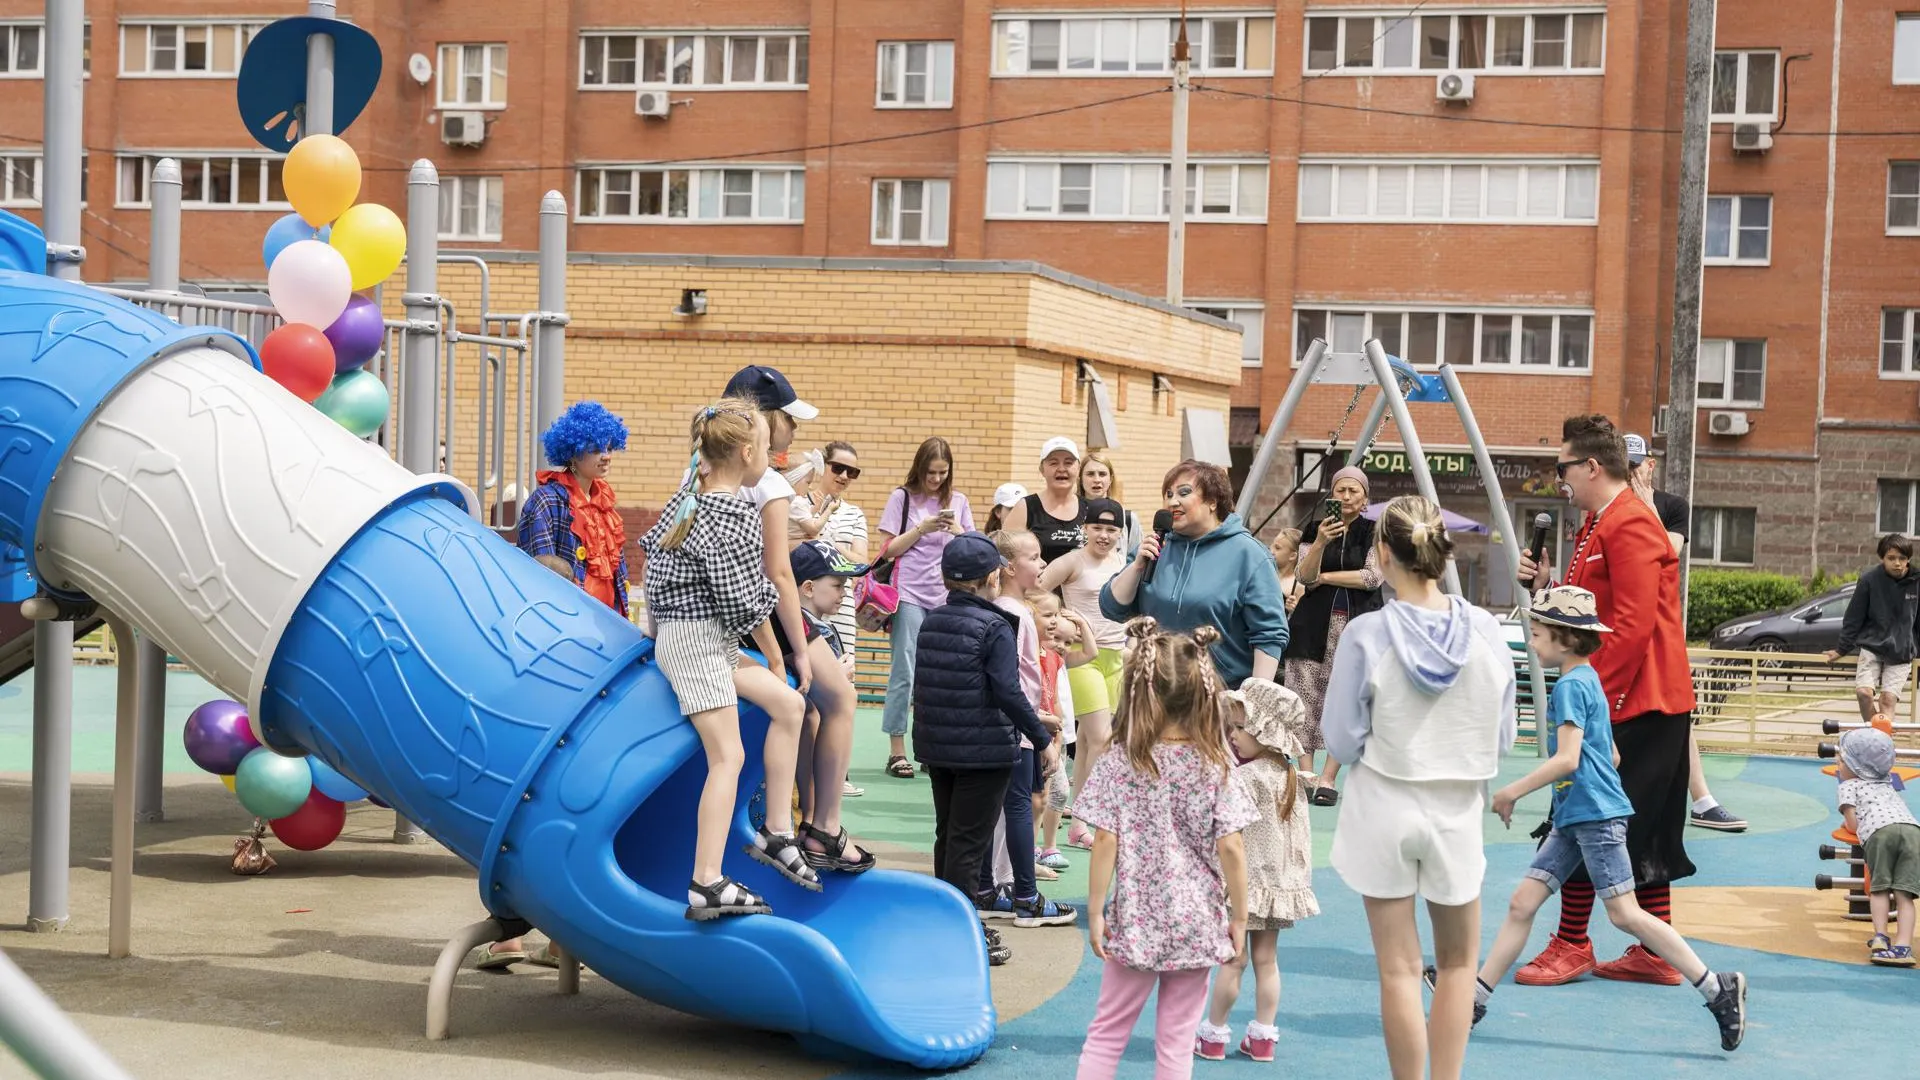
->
[[1065, 824, 1094, 850]]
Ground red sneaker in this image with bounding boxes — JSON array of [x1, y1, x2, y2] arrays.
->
[[1238, 1034, 1276, 1062], [1593, 943, 1684, 985], [1513, 935, 1596, 986], [1193, 1034, 1227, 1061]]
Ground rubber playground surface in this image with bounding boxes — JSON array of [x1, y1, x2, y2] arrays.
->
[[1, 667, 1917, 1079]]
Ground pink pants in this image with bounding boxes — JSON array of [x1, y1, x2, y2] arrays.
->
[[1076, 960, 1211, 1080]]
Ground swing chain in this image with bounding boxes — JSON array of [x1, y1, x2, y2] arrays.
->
[[1251, 384, 1370, 537]]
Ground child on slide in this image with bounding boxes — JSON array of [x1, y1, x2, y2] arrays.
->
[[639, 399, 817, 920]]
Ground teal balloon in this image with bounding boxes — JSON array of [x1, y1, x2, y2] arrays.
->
[[233, 748, 313, 819], [312, 369, 390, 439], [307, 756, 368, 803]]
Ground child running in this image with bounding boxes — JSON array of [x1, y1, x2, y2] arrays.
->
[[1075, 618, 1256, 1080], [1040, 497, 1129, 849], [1836, 726, 1920, 966], [639, 399, 819, 921], [1467, 586, 1747, 1050], [1028, 589, 1098, 872], [1197, 678, 1319, 1064]]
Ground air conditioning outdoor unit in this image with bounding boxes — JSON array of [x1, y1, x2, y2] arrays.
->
[[440, 111, 486, 147], [1731, 123, 1773, 154], [1436, 71, 1475, 103], [635, 89, 671, 118], [1708, 410, 1751, 437]]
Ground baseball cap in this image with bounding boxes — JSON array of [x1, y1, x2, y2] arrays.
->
[[994, 482, 1029, 508], [942, 531, 1008, 581], [1624, 433, 1654, 464], [1084, 497, 1125, 528], [1039, 436, 1080, 463], [724, 365, 818, 421], [789, 539, 869, 584]]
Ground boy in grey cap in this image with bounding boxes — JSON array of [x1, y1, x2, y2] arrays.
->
[[1837, 727, 1920, 966]]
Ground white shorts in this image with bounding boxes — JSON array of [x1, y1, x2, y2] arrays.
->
[[1330, 763, 1487, 906], [654, 617, 742, 715], [1858, 649, 1912, 698]]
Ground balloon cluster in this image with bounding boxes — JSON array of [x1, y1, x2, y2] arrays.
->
[[260, 134, 400, 439], [183, 698, 374, 852]]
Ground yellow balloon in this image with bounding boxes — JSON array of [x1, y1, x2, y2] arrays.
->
[[329, 203, 407, 290], [283, 134, 362, 228], [221, 774, 237, 792]]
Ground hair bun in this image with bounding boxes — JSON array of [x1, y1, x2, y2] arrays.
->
[[1125, 616, 1161, 641], [1188, 625, 1221, 648]]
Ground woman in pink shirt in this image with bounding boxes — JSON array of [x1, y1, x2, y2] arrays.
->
[[875, 438, 973, 778]]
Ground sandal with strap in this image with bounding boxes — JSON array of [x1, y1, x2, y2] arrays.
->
[[748, 828, 823, 891], [886, 755, 916, 779], [801, 822, 877, 874], [1310, 786, 1340, 807], [686, 876, 771, 921]]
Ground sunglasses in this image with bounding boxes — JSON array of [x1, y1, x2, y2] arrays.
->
[[1553, 458, 1591, 479], [827, 461, 862, 480]]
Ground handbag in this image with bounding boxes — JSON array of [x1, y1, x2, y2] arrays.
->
[[855, 487, 912, 629]]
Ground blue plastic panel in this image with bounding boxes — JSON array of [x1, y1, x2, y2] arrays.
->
[[236, 17, 383, 151]]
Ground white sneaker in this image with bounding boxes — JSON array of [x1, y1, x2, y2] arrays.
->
[[842, 779, 865, 798]]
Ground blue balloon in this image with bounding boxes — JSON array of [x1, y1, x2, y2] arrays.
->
[[262, 212, 332, 272], [307, 756, 368, 803]]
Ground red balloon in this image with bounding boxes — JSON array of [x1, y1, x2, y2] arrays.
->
[[260, 324, 337, 402], [269, 790, 346, 851]]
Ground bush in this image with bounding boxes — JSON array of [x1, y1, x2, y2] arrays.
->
[[1686, 569, 1807, 639]]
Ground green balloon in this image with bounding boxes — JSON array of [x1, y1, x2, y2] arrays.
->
[[313, 368, 391, 439], [233, 748, 313, 819]]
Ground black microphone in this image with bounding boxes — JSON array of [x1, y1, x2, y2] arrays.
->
[[1144, 510, 1174, 584], [1527, 512, 1552, 565]]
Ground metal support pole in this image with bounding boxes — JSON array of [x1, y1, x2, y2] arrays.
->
[[1165, 30, 1190, 305], [27, 620, 72, 933], [534, 191, 570, 435], [147, 159, 181, 292], [102, 615, 137, 958], [1234, 339, 1327, 519], [0, 949, 136, 1080], [42, 0, 83, 282], [426, 919, 510, 1040], [1441, 364, 1552, 757], [304, 0, 336, 138], [1363, 340, 1461, 595], [1664, 0, 1717, 612], [133, 160, 181, 824]]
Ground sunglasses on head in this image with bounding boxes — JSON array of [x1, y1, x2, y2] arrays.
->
[[828, 461, 862, 480]]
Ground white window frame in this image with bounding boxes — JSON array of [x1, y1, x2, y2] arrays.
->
[[439, 175, 504, 242], [0, 151, 39, 206], [1896, 15, 1920, 85], [118, 20, 263, 78], [578, 31, 809, 90], [1879, 479, 1920, 535], [1191, 302, 1265, 366], [574, 164, 806, 224], [1889, 162, 1920, 235], [438, 42, 508, 109], [1696, 339, 1766, 407], [877, 41, 954, 108], [114, 153, 289, 210], [0, 21, 41, 77], [1296, 159, 1599, 224], [991, 14, 1275, 77], [1302, 8, 1606, 76], [1882, 308, 1920, 380], [1710, 49, 1779, 123], [985, 158, 1268, 222], [1690, 507, 1757, 566], [871, 179, 951, 246], [1702, 193, 1772, 265], [1292, 304, 1594, 373]]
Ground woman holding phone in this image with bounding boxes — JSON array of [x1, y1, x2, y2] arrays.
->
[[875, 437, 973, 779], [1284, 466, 1383, 806]]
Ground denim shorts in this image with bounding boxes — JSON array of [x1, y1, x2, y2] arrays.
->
[[1526, 816, 1636, 899]]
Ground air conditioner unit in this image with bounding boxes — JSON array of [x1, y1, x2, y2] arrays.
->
[[440, 111, 486, 147], [635, 89, 671, 118], [1708, 410, 1751, 436], [1436, 71, 1475, 103], [1731, 123, 1773, 154]]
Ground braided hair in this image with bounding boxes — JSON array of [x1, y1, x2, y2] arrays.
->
[[1111, 617, 1233, 781], [657, 397, 763, 550]]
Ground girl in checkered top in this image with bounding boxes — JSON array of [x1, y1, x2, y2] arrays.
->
[[640, 398, 818, 920]]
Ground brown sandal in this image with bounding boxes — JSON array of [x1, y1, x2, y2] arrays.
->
[[886, 755, 916, 779]]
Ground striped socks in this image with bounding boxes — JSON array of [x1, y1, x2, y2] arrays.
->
[[1556, 880, 1595, 946], [1638, 882, 1673, 924]]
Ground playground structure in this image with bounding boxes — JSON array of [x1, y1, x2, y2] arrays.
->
[[1812, 716, 1920, 921]]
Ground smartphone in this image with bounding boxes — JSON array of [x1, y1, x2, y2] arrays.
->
[[1320, 498, 1342, 522], [937, 508, 957, 523]]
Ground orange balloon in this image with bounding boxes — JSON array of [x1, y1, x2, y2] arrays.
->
[[283, 134, 362, 228]]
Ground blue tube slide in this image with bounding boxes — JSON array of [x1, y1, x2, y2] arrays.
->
[[0, 211, 994, 1069]]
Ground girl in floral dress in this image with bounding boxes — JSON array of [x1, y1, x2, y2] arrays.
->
[[1075, 619, 1256, 1080], [1196, 678, 1320, 1064]]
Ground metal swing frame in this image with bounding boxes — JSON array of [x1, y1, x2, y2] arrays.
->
[[1237, 338, 1552, 757]]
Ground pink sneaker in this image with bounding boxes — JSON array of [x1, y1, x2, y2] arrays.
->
[[1193, 1033, 1227, 1061], [1238, 1033, 1275, 1062]]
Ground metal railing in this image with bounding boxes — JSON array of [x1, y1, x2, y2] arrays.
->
[[1690, 648, 1920, 756]]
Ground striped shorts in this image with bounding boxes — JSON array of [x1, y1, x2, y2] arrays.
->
[[654, 617, 742, 715]]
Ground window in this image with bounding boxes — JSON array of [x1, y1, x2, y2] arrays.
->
[[1297, 160, 1598, 223], [1880, 480, 1920, 534], [993, 14, 1274, 76], [1890, 163, 1920, 234], [119, 21, 263, 77], [580, 31, 808, 88], [1882, 308, 1920, 377], [872, 179, 950, 245], [877, 41, 954, 107], [1293, 306, 1592, 370], [1691, 507, 1756, 565], [1711, 50, 1777, 122], [576, 165, 804, 223], [1896, 15, 1920, 84], [438, 176, 503, 241], [985, 159, 1267, 221], [1703, 194, 1771, 264], [1192, 303, 1265, 365], [1697, 339, 1765, 407], [1302, 10, 1604, 74], [0, 22, 39, 76], [114, 154, 286, 209], [438, 43, 507, 108], [0, 153, 37, 206]]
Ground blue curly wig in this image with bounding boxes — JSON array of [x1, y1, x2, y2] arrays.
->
[[542, 401, 630, 467]]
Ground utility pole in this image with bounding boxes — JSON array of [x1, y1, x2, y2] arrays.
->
[[1166, 5, 1190, 305], [1664, 0, 1716, 610]]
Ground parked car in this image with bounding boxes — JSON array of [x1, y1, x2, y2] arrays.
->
[[1708, 584, 1855, 655]]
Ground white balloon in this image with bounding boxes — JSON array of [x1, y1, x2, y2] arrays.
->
[[267, 240, 353, 329]]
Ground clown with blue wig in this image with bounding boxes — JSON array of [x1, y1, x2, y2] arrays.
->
[[518, 401, 633, 617]]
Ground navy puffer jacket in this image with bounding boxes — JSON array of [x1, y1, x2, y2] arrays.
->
[[912, 591, 1053, 769]]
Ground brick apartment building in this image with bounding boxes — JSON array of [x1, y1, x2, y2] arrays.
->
[[2, 1, 1918, 586]]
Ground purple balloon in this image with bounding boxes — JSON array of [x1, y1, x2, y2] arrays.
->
[[182, 699, 261, 775], [323, 294, 384, 373]]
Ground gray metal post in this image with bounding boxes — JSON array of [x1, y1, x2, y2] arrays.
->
[[147, 159, 181, 292], [0, 948, 136, 1080], [102, 616, 137, 958], [1664, 0, 1716, 614], [1234, 339, 1327, 519], [1441, 364, 1553, 757], [131, 160, 181, 824], [304, 0, 336, 138], [42, 0, 82, 281], [1363, 340, 1461, 595], [1165, 28, 1190, 304], [27, 620, 72, 932], [534, 191, 570, 434]]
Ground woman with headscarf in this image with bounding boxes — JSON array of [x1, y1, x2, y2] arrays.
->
[[1284, 465, 1384, 806]]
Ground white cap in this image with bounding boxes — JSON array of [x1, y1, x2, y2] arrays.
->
[[994, 482, 1029, 508], [1039, 436, 1080, 463]]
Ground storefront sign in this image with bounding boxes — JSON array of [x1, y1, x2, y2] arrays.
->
[[1359, 450, 1563, 499]]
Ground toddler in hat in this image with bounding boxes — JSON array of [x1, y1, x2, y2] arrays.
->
[[1837, 726, 1920, 965]]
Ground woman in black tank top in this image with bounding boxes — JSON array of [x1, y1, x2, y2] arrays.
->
[[1004, 436, 1086, 563], [1024, 491, 1085, 564]]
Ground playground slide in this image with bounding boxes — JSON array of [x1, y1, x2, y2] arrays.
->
[[0, 218, 994, 1069]]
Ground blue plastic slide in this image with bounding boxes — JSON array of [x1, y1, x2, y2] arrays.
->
[[0, 210, 994, 1069]]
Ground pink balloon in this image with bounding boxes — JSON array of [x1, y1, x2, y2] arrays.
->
[[267, 240, 352, 329]]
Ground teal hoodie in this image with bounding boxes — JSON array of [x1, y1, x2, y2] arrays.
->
[[1099, 512, 1290, 687]]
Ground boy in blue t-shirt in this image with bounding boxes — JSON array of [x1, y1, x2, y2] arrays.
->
[[1477, 587, 1747, 1051]]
